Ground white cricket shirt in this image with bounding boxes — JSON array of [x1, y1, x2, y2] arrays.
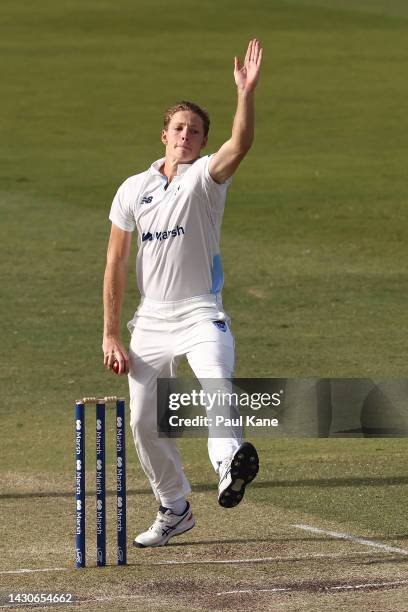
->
[[109, 155, 231, 306]]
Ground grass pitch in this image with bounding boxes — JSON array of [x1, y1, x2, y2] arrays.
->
[[1, 0, 408, 609]]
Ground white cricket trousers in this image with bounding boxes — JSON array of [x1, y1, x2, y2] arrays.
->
[[127, 303, 241, 507]]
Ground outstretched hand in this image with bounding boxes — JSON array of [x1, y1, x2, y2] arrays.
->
[[234, 38, 263, 93]]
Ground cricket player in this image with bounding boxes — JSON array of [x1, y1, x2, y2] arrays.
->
[[103, 39, 263, 547]]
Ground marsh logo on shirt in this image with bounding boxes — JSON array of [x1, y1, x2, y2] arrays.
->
[[142, 225, 185, 243]]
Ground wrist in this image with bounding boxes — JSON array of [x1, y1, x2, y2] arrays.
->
[[103, 329, 120, 339], [236, 87, 255, 98]]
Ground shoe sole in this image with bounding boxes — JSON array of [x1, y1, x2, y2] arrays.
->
[[218, 442, 259, 508], [133, 517, 196, 548]]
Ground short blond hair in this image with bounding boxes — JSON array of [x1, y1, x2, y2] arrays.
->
[[163, 101, 210, 136]]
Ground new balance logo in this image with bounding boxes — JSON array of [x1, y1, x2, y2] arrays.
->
[[142, 225, 185, 243], [141, 195, 153, 205]]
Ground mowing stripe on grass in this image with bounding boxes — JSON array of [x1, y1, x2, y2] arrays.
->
[[293, 524, 408, 556]]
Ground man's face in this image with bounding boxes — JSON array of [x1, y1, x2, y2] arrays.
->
[[161, 111, 208, 163]]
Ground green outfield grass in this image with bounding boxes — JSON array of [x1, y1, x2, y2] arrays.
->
[[1, 0, 408, 609]]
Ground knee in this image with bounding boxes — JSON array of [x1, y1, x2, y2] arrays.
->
[[130, 403, 157, 440]]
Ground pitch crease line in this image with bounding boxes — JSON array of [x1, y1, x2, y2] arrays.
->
[[217, 579, 408, 596], [0, 550, 388, 575], [0, 567, 66, 575], [330, 580, 408, 591], [293, 524, 408, 556], [152, 550, 377, 565], [218, 587, 288, 595], [2, 583, 407, 607]]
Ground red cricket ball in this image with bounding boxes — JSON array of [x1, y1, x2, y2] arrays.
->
[[112, 360, 120, 374]]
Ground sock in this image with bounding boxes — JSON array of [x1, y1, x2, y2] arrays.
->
[[161, 497, 187, 515]]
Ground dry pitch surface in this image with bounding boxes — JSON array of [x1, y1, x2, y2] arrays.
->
[[2, 438, 408, 611], [2, 501, 408, 611]]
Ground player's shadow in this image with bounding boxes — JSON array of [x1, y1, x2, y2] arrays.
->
[[2, 475, 408, 500], [260, 475, 408, 488]]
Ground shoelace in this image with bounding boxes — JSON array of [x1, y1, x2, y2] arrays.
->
[[149, 511, 170, 534], [219, 458, 231, 481]]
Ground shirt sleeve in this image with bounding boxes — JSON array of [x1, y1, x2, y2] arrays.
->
[[108, 179, 136, 232], [197, 155, 232, 210]]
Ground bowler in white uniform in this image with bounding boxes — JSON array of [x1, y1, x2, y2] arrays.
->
[[103, 39, 263, 547]]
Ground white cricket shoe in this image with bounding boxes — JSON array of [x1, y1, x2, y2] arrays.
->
[[218, 442, 259, 508], [133, 502, 195, 548]]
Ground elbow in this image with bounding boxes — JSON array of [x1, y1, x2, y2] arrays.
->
[[106, 252, 128, 271], [231, 138, 253, 156], [106, 243, 131, 267], [237, 143, 252, 159], [241, 141, 253, 154]]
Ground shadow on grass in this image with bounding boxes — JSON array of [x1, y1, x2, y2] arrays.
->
[[2, 474, 408, 500]]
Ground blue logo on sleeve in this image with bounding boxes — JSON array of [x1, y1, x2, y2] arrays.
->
[[213, 321, 227, 332]]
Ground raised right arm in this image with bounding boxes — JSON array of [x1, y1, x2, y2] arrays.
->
[[102, 224, 132, 375]]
